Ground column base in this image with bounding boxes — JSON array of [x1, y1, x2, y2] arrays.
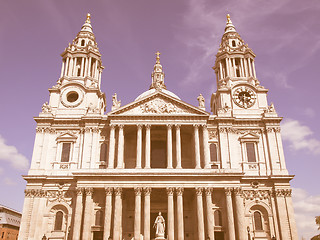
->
[[155, 237, 166, 240]]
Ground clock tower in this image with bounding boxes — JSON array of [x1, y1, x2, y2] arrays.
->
[[211, 14, 270, 118]]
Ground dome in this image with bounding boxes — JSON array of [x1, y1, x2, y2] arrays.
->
[[135, 89, 180, 101]]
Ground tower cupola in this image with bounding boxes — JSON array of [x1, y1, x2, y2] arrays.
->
[[150, 51, 166, 90], [213, 14, 260, 90], [58, 13, 104, 89]]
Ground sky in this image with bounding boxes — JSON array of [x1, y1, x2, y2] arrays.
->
[[0, 0, 319, 238]]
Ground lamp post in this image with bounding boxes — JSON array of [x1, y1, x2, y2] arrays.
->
[[42, 234, 47, 240], [247, 226, 251, 240]]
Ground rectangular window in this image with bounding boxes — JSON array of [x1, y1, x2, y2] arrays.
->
[[210, 143, 218, 162], [100, 143, 108, 162], [246, 142, 256, 162], [61, 143, 71, 162]]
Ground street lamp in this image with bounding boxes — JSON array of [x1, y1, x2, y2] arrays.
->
[[247, 226, 251, 240], [42, 234, 47, 240]]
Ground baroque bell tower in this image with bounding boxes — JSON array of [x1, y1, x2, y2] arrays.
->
[[46, 13, 106, 118]]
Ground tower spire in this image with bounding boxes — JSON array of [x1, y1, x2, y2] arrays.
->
[[224, 13, 236, 34], [150, 51, 166, 90]]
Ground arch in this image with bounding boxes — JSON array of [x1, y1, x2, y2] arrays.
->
[[45, 201, 72, 215], [214, 209, 222, 226], [245, 201, 272, 217]]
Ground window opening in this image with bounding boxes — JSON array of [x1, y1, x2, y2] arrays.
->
[[214, 210, 222, 226], [210, 143, 218, 162], [54, 211, 63, 231], [95, 210, 102, 226], [232, 40, 236, 47], [81, 39, 85, 46], [254, 211, 263, 230], [246, 143, 256, 162], [61, 143, 71, 162]]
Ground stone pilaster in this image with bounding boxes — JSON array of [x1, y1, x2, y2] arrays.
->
[[134, 187, 142, 240], [166, 187, 175, 240], [205, 187, 215, 240], [176, 187, 184, 240], [144, 187, 151, 240], [202, 125, 211, 169], [82, 188, 94, 240], [225, 188, 235, 240], [73, 187, 84, 240], [113, 187, 123, 240], [117, 125, 124, 169], [234, 187, 246, 240], [103, 187, 113, 240], [195, 187, 205, 240]]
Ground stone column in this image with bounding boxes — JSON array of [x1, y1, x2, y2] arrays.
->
[[167, 187, 175, 240], [18, 190, 34, 240], [72, 57, 77, 77], [113, 187, 123, 240], [248, 58, 252, 77], [195, 187, 205, 240], [88, 57, 92, 77], [84, 57, 88, 77], [145, 124, 151, 169], [176, 187, 184, 240], [64, 57, 70, 76], [81, 57, 85, 77], [60, 60, 65, 78], [103, 187, 113, 240], [232, 58, 236, 77], [83, 188, 93, 240], [167, 124, 173, 169], [205, 188, 215, 240], [194, 125, 201, 169], [285, 189, 299, 240], [202, 125, 211, 169], [274, 189, 292, 239], [219, 62, 223, 80], [252, 60, 257, 78], [175, 125, 182, 169], [234, 188, 246, 240], [108, 125, 115, 169], [225, 188, 236, 240], [68, 57, 73, 76], [117, 125, 124, 169], [136, 125, 142, 169], [134, 187, 142, 240], [240, 58, 245, 77], [73, 187, 84, 240], [28, 190, 41, 239], [144, 187, 151, 240]]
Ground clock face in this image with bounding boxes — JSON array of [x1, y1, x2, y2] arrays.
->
[[232, 86, 256, 108]]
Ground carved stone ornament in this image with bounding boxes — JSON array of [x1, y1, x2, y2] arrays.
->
[[85, 188, 94, 196], [205, 187, 213, 196], [224, 187, 232, 196], [41, 102, 52, 113], [112, 93, 121, 111], [76, 187, 84, 196], [47, 189, 72, 204], [242, 190, 270, 201], [176, 187, 184, 196], [114, 187, 123, 196], [209, 129, 218, 139], [140, 98, 182, 114], [134, 187, 142, 195], [143, 187, 152, 196], [274, 189, 292, 197], [195, 187, 203, 196], [197, 94, 205, 109], [166, 187, 174, 195]]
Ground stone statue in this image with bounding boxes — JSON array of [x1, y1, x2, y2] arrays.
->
[[41, 102, 51, 113], [112, 93, 121, 111], [153, 212, 165, 239], [197, 94, 205, 109]]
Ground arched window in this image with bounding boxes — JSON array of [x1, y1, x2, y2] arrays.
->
[[95, 210, 102, 226], [54, 211, 63, 231], [232, 40, 236, 47], [254, 211, 263, 230], [214, 210, 222, 226], [81, 39, 85, 46]]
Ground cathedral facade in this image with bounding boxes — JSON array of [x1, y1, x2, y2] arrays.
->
[[18, 14, 298, 240]]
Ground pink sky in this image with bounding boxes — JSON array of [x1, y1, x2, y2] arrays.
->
[[0, 0, 319, 238]]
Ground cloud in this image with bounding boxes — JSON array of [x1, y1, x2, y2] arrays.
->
[[0, 168, 3, 175], [292, 188, 320, 239], [304, 107, 316, 118], [0, 135, 29, 171], [3, 177, 17, 186], [281, 119, 320, 155]]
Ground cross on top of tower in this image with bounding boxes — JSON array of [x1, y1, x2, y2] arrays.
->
[[86, 13, 91, 24], [155, 51, 161, 64]]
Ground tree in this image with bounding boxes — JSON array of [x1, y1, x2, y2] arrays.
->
[[316, 216, 320, 230]]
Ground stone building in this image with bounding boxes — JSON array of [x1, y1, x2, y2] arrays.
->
[[19, 14, 298, 240], [0, 205, 22, 240]]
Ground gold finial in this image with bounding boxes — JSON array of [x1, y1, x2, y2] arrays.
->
[[155, 51, 161, 63], [227, 14, 231, 23], [86, 13, 91, 24]]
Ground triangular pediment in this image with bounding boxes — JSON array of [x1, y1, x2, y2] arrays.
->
[[239, 132, 260, 142], [56, 132, 78, 142], [109, 91, 209, 116]]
